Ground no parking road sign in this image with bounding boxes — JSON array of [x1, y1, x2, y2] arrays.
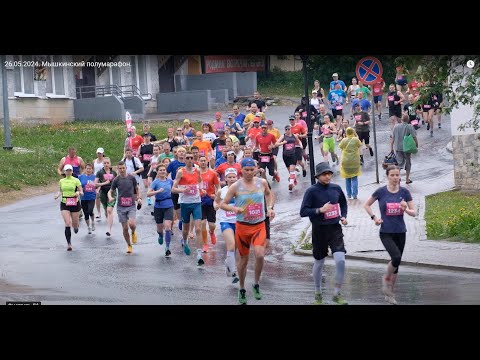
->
[[355, 56, 383, 85]]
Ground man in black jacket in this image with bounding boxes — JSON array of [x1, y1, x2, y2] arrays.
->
[[300, 162, 348, 305]]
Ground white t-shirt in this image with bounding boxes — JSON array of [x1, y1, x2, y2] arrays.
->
[[124, 157, 143, 184], [217, 186, 237, 223], [202, 132, 217, 143]]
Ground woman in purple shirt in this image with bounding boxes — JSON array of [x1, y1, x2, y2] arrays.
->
[[363, 165, 416, 304]]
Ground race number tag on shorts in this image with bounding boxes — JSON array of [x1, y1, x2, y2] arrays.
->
[[285, 143, 294, 151], [386, 202, 403, 216], [66, 197, 77, 206], [411, 119, 419, 126], [245, 203, 263, 220], [323, 203, 340, 220], [143, 154, 152, 162], [336, 106, 343, 110], [424, 104, 431, 109], [388, 96, 394, 101], [120, 197, 133, 207], [104, 173, 114, 181], [85, 183, 95, 192], [354, 115, 362, 121], [184, 185, 198, 196], [260, 156, 270, 163]]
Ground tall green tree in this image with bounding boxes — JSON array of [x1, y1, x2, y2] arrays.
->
[[406, 55, 480, 132]]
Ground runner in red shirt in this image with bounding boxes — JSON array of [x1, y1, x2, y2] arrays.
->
[[371, 77, 385, 121], [255, 124, 280, 182]]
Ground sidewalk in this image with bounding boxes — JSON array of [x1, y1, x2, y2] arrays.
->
[[294, 170, 480, 272]]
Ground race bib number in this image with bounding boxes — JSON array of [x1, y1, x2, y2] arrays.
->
[[322, 127, 330, 135], [217, 145, 225, 152], [199, 150, 205, 156], [143, 154, 152, 162], [285, 143, 294, 151], [85, 183, 95, 192], [424, 104, 431, 109], [386, 202, 403, 216], [323, 203, 340, 220], [260, 156, 271, 163], [336, 106, 343, 110], [411, 119, 419, 126], [226, 210, 236, 217], [184, 185, 198, 196], [120, 197, 133, 207], [65, 197, 77, 206], [104, 173, 114, 181], [245, 203, 263, 220], [354, 115, 362, 121], [388, 96, 394, 101], [374, 87, 381, 94], [302, 111, 307, 118]]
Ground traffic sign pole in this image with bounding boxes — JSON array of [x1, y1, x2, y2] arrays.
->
[[356, 56, 383, 184]]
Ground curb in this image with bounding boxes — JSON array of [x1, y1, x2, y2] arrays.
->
[[293, 247, 480, 273]]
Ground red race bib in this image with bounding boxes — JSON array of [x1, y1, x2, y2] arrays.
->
[[65, 197, 77, 206], [386, 203, 403, 216], [143, 154, 152, 162], [323, 203, 340, 220], [184, 185, 198, 196], [388, 96, 394, 101], [85, 183, 95, 192], [245, 203, 263, 220], [354, 115, 362, 121], [285, 143, 294, 151], [120, 197, 133, 207]]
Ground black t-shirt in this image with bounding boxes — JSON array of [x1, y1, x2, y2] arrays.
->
[[166, 138, 178, 151], [248, 99, 266, 112], [145, 132, 157, 142]]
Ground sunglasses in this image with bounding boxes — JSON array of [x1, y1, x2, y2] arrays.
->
[[185, 157, 194, 159]]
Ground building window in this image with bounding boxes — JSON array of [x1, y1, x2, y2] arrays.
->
[[46, 55, 66, 96], [13, 55, 35, 96]]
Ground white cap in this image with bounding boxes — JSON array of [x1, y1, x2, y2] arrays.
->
[[96, 147, 104, 154], [332, 73, 339, 77], [63, 164, 73, 172], [225, 167, 238, 176]]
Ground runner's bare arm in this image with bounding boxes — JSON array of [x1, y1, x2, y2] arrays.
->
[[171, 169, 184, 194], [219, 182, 240, 212], [57, 158, 65, 176]]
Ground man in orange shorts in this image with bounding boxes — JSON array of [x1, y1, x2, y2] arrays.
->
[[220, 157, 275, 305]]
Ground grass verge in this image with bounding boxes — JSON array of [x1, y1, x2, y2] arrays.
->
[[0, 120, 185, 192], [425, 190, 480, 243]]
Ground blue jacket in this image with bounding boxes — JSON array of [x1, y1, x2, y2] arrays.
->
[[300, 182, 347, 225]]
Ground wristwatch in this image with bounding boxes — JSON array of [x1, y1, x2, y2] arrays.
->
[[371, 214, 376, 220]]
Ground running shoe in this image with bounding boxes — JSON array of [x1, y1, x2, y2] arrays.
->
[[165, 248, 171, 257], [369, 147, 374, 156], [131, 232, 138, 244], [224, 259, 232, 277], [382, 275, 394, 297], [91, 222, 95, 231], [238, 289, 247, 305], [274, 174, 280, 182], [202, 244, 209, 253], [288, 183, 293, 191], [127, 245, 133, 254], [385, 295, 398, 305], [158, 234, 164, 245], [332, 294, 348, 305], [232, 273, 239, 284], [183, 243, 191, 255], [196, 256, 205, 266], [314, 292, 323, 305], [88, 227, 92, 234], [210, 232, 217, 245], [252, 284, 262, 300], [147, 197, 152, 206], [67, 245, 72, 251], [302, 169, 307, 177]]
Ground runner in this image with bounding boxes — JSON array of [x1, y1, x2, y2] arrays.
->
[[108, 161, 141, 254], [171, 151, 205, 266], [213, 167, 240, 284], [57, 147, 86, 178], [386, 84, 405, 132], [216, 150, 242, 187], [147, 164, 174, 257], [139, 132, 154, 204], [166, 146, 187, 233], [199, 155, 221, 252], [255, 123, 279, 182], [124, 126, 143, 157], [94, 157, 117, 237], [276, 124, 302, 191], [92, 148, 105, 221], [55, 164, 83, 251], [300, 162, 349, 305], [78, 164, 97, 234], [219, 157, 275, 305], [363, 165, 416, 304]]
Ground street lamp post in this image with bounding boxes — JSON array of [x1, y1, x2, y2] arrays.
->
[[1, 55, 13, 150], [300, 55, 316, 185]]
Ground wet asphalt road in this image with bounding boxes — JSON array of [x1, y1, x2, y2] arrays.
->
[[2, 104, 479, 305]]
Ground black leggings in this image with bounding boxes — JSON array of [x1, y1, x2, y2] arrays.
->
[[379, 232, 406, 272], [81, 200, 95, 221]]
